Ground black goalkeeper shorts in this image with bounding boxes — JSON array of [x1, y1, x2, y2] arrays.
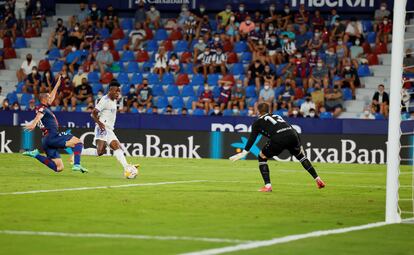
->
[[261, 130, 302, 158]]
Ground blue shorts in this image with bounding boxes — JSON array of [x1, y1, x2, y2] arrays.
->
[[41, 132, 73, 159]]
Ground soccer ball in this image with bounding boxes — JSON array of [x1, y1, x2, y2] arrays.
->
[[124, 165, 138, 179]]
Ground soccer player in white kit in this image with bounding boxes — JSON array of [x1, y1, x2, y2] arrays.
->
[[91, 80, 138, 177]]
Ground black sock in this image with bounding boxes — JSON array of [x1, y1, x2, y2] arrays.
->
[[259, 163, 271, 185], [300, 158, 318, 179]]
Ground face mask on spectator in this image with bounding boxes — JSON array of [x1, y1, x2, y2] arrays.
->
[[335, 22, 339, 26], [239, 6, 244, 12], [233, 108, 239, 114], [283, 39, 289, 43], [246, 20, 251, 25], [345, 66, 351, 71], [264, 85, 270, 90], [200, 7, 205, 12], [230, 16, 235, 21], [223, 85, 230, 90], [103, 46, 109, 51], [383, 20, 388, 25], [129, 88, 135, 94], [214, 109, 220, 114], [92, 7, 97, 11], [45, 72, 50, 77], [311, 51, 316, 56], [337, 40, 343, 45], [355, 40, 360, 45], [36, 3, 41, 8], [326, 50, 334, 56], [205, 50, 210, 55], [295, 53, 302, 58], [150, 7, 155, 12], [381, 6, 386, 10], [32, 70, 37, 75], [72, 47, 77, 52], [226, 8, 231, 13], [248, 109, 253, 115], [270, 38, 276, 43], [317, 62, 323, 67], [284, 8, 290, 13], [309, 112, 315, 117], [182, 7, 188, 12], [204, 86, 209, 91], [255, 27, 260, 32], [237, 83, 242, 88], [270, 5, 275, 11], [364, 110, 370, 116], [198, 39, 203, 44], [74, 26, 79, 31], [292, 110, 298, 115], [98, 92, 103, 99], [214, 37, 220, 42], [258, 40, 263, 45], [314, 32, 320, 37]]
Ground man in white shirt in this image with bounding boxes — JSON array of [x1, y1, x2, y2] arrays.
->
[[345, 18, 363, 44], [16, 54, 37, 82], [14, 0, 28, 21], [91, 80, 138, 178], [300, 97, 316, 117]]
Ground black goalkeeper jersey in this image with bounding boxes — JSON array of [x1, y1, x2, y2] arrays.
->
[[244, 113, 293, 151]]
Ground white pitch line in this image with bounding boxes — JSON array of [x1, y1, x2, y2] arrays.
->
[[0, 230, 252, 244], [0, 180, 208, 196], [180, 221, 389, 255]]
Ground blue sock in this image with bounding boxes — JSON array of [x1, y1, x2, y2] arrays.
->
[[35, 154, 58, 172], [73, 143, 83, 165]]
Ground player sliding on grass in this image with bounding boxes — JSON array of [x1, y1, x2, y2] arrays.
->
[[229, 103, 326, 192], [23, 75, 88, 173], [91, 79, 139, 178]]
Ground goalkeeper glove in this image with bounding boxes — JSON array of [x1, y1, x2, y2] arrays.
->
[[229, 150, 249, 161]]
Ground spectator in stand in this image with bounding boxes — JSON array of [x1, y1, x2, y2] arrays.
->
[[184, 15, 197, 44], [217, 80, 232, 111], [14, 0, 28, 26], [60, 64, 73, 80], [324, 85, 343, 117], [372, 84, 389, 117], [360, 106, 375, 119], [307, 29, 323, 52], [167, 53, 180, 74], [307, 108, 318, 118], [403, 49, 414, 74], [69, 2, 89, 27], [235, 3, 249, 24], [247, 60, 265, 90], [263, 64, 276, 87], [94, 43, 113, 76], [27, 99, 36, 111], [325, 46, 339, 78], [281, 4, 293, 27], [196, 15, 212, 39], [128, 22, 146, 50], [295, 24, 311, 53], [193, 38, 207, 63], [277, 57, 297, 86], [83, 24, 98, 51], [350, 39, 366, 65], [239, 16, 255, 40], [267, 33, 282, 65], [307, 49, 319, 68], [89, 3, 102, 23], [296, 57, 311, 90], [146, 5, 161, 30], [67, 23, 84, 50], [60, 45, 82, 74], [40, 70, 54, 93], [71, 77, 93, 111], [256, 81, 274, 110], [335, 60, 360, 97], [210, 104, 223, 116], [153, 47, 168, 79], [294, 4, 310, 26], [311, 82, 325, 108], [345, 17, 364, 44], [247, 106, 255, 117], [229, 80, 246, 110], [192, 84, 214, 113], [277, 81, 295, 111], [193, 46, 213, 78], [210, 47, 227, 75], [216, 4, 233, 30], [300, 96, 316, 117], [4, 6, 17, 40], [165, 105, 174, 115], [0, 86, 5, 106], [248, 23, 264, 47], [11, 102, 21, 111], [137, 78, 153, 109], [23, 66, 41, 98], [57, 77, 74, 111], [1, 99, 10, 111], [151, 106, 159, 114], [134, 1, 146, 24], [17, 54, 37, 82], [330, 18, 346, 43], [281, 35, 296, 62], [374, 2, 391, 31], [377, 16, 392, 44], [289, 106, 303, 118], [47, 18, 68, 53], [311, 10, 325, 31], [225, 15, 239, 43], [72, 69, 88, 87], [31, 1, 46, 35], [309, 59, 329, 89], [103, 4, 119, 33], [232, 104, 241, 116], [209, 33, 223, 54], [335, 37, 349, 63], [177, 4, 191, 28], [328, 8, 340, 27], [181, 108, 188, 115]]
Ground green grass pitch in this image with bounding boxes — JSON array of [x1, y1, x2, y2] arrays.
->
[[0, 153, 413, 255]]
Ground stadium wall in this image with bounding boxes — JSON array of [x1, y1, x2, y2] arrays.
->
[[0, 126, 409, 165]]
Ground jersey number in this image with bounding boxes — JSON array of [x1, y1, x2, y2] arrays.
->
[[264, 115, 285, 125]]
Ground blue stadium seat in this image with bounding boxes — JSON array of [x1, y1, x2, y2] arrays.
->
[[98, 28, 110, 39], [231, 63, 245, 75], [126, 62, 140, 73], [51, 60, 64, 72], [241, 52, 252, 63], [247, 97, 257, 107], [274, 86, 285, 98], [155, 29, 168, 41], [117, 72, 130, 84], [14, 37, 27, 48], [375, 113, 385, 120], [223, 109, 233, 116], [175, 40, 188, 52], [320, 112, 333, 119], [185, 96, 198, 109], [115, 39, 129, 51], [207, 74, 219, 86], [171, 96, 184, 109], [192, 108, 205, 116], [120, 51, 135, 62], [234, 41, 247, 53], [184, 63, 194, 74], [162, 73, 175, 84], [6, 92, 18, 104], [307, 87, 315, 94], [21, 93, 34, 107], [165, 85, 180, 96], [121, 18, 134, 30], [145, 40, 158, 52], [47, 48, 61, 60], [212, 86, 221, 98], [152, 85, 164, 96], [131, 73, 143, 84], [295, 99, 305, 107], [92, 83, 103, 95], [130, 107, 139, 113], [88, 72, 100, 83], [362, 20, 373, 33], [246, 86, 257, 98], [276, 63, 288, 76], [181, 86, 195, 97], [240, 109, 248, 116], [121, 84, 131, 95], [16, 81, 24, 93], [367, 32, 377, 44], [156, 96, 168, 108], [357, 64, 371, 77], [342, 88, 353, 100], [190, 74, 204, 86], [209, 19, 217, 30], [147, 73, 160, 85], [275, 109, 288, 117]]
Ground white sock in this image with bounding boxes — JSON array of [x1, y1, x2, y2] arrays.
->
[[82, 148, 97, 156], [114, 149, 128, 168], [265, 183, 272, 188]]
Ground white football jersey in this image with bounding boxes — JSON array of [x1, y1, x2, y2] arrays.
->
[[95, 95, 117, 130]]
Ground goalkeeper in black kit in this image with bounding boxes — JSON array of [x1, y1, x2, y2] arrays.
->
[[229, 103, 326, 192]]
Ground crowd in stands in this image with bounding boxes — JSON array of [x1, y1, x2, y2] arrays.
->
[[0, 0, 413, 118]]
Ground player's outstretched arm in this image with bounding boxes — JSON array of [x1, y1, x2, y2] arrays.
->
[[48, 75, 62, 105], [24, 112, 43, 131]]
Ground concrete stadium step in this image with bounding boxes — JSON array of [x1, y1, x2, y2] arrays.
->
[[360, 76, 390, 88], [378, 54, 391, 65], [338, 112, 360, 119], [56, 4, 79, 16], [1, 81, 18, 94], [0, 70, 18, 81], [5, 59, 23, 70], [356, 88, 375, 102], [370, 65, 391, 77], [16, 48, 47, 60], [344, 100, 366, 113], [27, 37, 49, 50]]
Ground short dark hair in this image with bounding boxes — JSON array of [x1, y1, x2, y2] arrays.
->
[[109, 79, 120, 88], [257, 103, 270, 115]]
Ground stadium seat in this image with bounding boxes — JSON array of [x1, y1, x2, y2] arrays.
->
[[207, 74, 219, 86], [241, 52, 252, 63], [231, 63, 245, 75], [3, 37, 12, 48], [100, 72, 114, 84], [320, 112, 333, 119], [181, 85, 195, 97], [240, 109, 248, 116], [126, 62, 140, 73], [121, 51, 136, 62], [131, 73, 143, 84], [117, 72, 130, 84], [156, 96, 169, 108], [223, 109, 233, 116], [165, 85, 180, 97], [245, 86, 257, 98], [155, 29, 168, 41], [175, 40, 188, 52], [184, 63, 194, 74], [47, 48, 61, 60], [152, 85, 165, 96], [162, 73, 175, 84], [342, 88, 353, 100], [374, 42, 388, 55], [362, 42, 372, 54], [274, 86, 285, 98], [14, 37, 27, 48], [145, 28, 154, 40], [367, 53, 379, 65], [21, 93, 34, 108], [16, 81, 24, 93], [367, 32, 376, 44], [121, 84, 131, 95], [136, 50, 150, 62], [51, 60, 64, 72], [6, 92, 18, 104], [115, 39, 129, 51], [357, 65, 371, 77], [147, 73, 160, 85], [295, 88, 305, 99], [222, 41, 233, 52], [168, 30, 183, 41], [111, 50, 120, 61], [362, 20, 373, 33], [92, 83, 103, 95], [110, 61, 123, 73], [171, 96, 184, 108], [176, 73, 190, 86], [111, 28, 125, 40], [212, 86, 221, 98], [98, 28, 110, 39], [24, 27, 37, 38], [145, 40, 158, 52], [234, 41, 247, 53], [121, 18, 134, 30], [142, 61, 153, 73], [375, 113, 385, 120], [88, 72, 100, 83], [190, 74, 204, 86], [38, 59, 51, 72], [275, 109, 288, 117], [295, 98, 305, 107], [3, 48, 16, 59], [192, 108, 205, 116], [162, 40, 174, 51], [180, 52, 192, 63], [185, 96, 197, 109], [227, 52, 238, 64]]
